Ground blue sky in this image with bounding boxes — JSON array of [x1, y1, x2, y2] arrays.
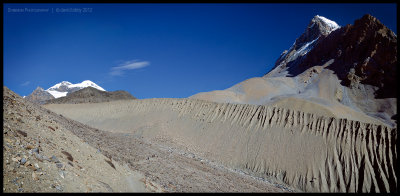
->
[[3, 3, 397, 98]]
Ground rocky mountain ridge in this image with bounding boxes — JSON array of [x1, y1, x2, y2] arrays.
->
[[46, 80, 105, 98], [24, 80, 108, 105], [190, 14, 397, 128], [45, 87, 136, 104], [265, 15, 340, 77], [24, 87, 55, 105], [296, 14, 397, 98]]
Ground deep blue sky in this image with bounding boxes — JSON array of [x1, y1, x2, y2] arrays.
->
[[3, 3, 397, 98]]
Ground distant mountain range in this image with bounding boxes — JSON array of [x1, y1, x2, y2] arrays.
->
[[46, 86, 136, 104], [24, 80, 135, 104], [46, 80, 105, 98]]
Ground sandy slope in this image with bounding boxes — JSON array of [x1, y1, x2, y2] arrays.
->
[[45, 98, 398, 192], [4, 86, 286, 192], [189, 63, 396, 127]]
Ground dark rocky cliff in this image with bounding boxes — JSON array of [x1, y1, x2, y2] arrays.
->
[[298, 14, 397, 98]]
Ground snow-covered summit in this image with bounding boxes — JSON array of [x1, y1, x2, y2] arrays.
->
[[47, 81, 72, 91], [265, 15, 340, 77], [45, 80, 105, 98], [313, 15, 340, 33], [68, 80, 105, 91]]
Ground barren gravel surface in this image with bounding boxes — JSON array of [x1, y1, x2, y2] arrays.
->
[[3, 86, 288, 193]]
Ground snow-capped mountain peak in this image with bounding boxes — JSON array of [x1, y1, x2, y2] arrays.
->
[[45, 80, 105, 98], [47, 81, 72, 91], [264, 15, 340, 77], [313, 15, 340, 33], [68, 80, 105, 91]]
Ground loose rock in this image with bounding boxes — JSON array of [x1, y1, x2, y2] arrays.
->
[[32, 148, 39, 154], [51, 155, 60, 163], [34, 153, 44, 162], [55, 185, 63, 191], [20, 158, 27, 165], [59, 171, 65, 179], [24, 161, 30, 167], [34, 163, 40, 170], [32, 172, 39, 181], [42, 155, 51, 162], [56, 163, 63, 168]]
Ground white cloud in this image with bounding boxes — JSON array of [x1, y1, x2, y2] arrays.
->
[[20, 81, 30, 86], [110, 60, 150, 76]]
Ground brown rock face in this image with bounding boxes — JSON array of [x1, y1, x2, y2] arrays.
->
[[298, 14, 397, 98], [24, 87, 55, 105]]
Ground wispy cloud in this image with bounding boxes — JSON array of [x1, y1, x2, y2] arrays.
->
[[110, 60, 150, 76], [20, 81, 30, 86]]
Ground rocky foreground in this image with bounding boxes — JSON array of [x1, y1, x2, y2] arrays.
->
[[3, 86, 289, 192]]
